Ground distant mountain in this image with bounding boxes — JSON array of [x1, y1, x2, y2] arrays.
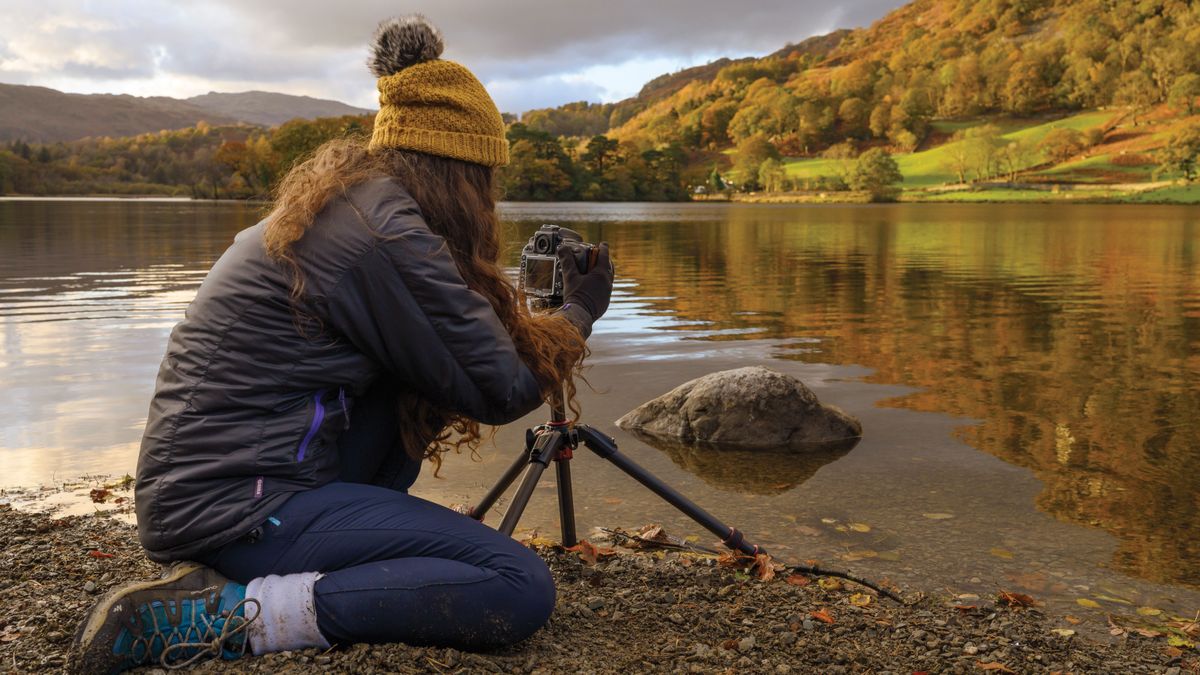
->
[[186, 91, 373, 127], [0, 83, 237, 143], [0, 83, 372, 143]]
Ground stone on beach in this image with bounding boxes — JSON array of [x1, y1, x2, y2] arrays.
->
[[615, 366, 862, 449]]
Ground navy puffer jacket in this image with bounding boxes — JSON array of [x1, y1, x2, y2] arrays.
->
[[135, 177, 545, 562]]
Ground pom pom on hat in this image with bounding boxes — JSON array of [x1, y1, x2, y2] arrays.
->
[[367, 15, 509, 167], [368, 14, 444, 77]]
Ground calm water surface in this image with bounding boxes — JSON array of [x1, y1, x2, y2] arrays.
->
[[2, 199, 1198, 617]]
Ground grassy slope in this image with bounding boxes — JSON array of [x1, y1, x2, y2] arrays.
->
[[784, 111, 1115, 188]]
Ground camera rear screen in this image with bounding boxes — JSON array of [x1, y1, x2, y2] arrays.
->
[[524, 257, 557, 292]]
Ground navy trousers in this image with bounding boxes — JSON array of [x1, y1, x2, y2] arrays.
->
[[197, 388, 556, 650]]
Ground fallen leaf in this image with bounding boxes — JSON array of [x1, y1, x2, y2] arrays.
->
[[818, 577, 844, 591], [849, 523, 871, 532], [1136, 606, 1163, 616], [637, 524, 668, 542], [782, 514, 797, 523], [849, 593, 872, 607], [1064, 615, 1082, 624], [89, 488, 110, 503], [976, 661, 1015, 673], [716, 551, 746, 568], [841, 549, 879, 562], [1051, 629, 1075, 637], [954, 605, 980, 612], [1095, 594, 1131, 605], [601, 497, 624, 505], [752, 553, 777, 582], [522, 536, 561, 549], [1076, 598, 1102, 609], [997, 591, 1038, 608], [1167, 635, 1196, 649], [795, 525, 821, 537], [1165, 646, 1183, 658], [564, 539, 616, 566], [923, 512, 954, 520], [1133, 628, 1163, 638], [810, 609, 835, 624], [989, 548, 1014, 559], [820, 518, 838, 524], [785, 573, 811, 587], [87, 550, 114, 559], [876, 550, 902, 561]]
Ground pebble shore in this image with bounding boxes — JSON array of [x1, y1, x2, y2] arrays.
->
[[0, 504, 1194, 674]]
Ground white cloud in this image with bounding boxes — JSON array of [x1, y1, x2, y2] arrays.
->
[[0, 0, 905, 113]]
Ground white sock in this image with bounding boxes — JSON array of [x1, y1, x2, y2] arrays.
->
[[243, 571, 331, 655]]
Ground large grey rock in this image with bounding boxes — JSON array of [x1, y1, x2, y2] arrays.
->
[[615, 366, 862, 449]]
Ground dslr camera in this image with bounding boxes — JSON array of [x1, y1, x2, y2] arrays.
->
[[519, 224, 596, 306]]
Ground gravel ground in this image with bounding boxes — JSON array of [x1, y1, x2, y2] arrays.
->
[[1, 504, 1196, 674]]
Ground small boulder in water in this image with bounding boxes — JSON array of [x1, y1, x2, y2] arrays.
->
[[615, 366, 861, 449]]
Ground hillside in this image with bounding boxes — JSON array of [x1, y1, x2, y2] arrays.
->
[[0, 84, 238, 143], [597, 0, 1200, 193], [0, 83, 370, 143], [187, 91, 373, 127]]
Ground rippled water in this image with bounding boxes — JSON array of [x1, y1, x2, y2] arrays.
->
[[2, 198, 1198, 616]]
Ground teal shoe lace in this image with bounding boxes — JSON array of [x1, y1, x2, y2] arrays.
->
[[110, 584, 261, 670]]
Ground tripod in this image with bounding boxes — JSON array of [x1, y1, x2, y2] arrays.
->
[[469, 387, 762, 558]]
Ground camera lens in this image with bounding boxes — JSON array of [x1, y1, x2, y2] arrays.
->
[[534, 234, 552, 254]]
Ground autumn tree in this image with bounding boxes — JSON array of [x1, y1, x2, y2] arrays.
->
[[733, 134, 779, 190], [1158, 123, 1200, 182], [846, 148, 903, 201], [1039, 128, 1086, 165], [1168, 74, 1200, 115], [964, 124, 1004, 180], [758, 158, 787, 192]]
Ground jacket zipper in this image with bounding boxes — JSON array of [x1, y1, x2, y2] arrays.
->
[[296, 389, 327, 461]]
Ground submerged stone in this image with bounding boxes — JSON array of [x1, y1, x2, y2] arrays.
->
[[615, 366, 862, 450]]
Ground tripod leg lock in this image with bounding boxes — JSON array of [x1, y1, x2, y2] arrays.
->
[[722, 528, 760, 556], [575, 425, 617, 458]]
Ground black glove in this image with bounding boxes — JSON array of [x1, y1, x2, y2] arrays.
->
[[557, 241, 614, 339]]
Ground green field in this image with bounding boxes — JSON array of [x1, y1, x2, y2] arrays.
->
[[902, 183, 1200, 204], [783, 111, 1116, 188]]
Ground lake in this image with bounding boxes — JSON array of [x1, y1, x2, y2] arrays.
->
[[1, 198, 1198, 618]]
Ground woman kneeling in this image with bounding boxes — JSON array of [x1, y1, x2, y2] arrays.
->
[[71, 15, 613, 673]]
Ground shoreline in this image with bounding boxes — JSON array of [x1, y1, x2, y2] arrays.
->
[[1, 492, 1196, 673], [4, 183, 1200, 206]]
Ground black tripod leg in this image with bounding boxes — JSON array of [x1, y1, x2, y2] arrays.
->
[[555, 458, 577, 547], [497, 431, 563, 536], [575, 425, 763, 557], [470, 448, 530, 521]]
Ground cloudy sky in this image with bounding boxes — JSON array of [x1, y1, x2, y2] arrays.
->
[[0, 1, 906, 114]]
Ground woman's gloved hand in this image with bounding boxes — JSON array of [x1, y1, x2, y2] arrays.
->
[[556, 241, 614, 339]]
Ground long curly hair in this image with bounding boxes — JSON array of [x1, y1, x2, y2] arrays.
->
[[263, 136, 587, 473]]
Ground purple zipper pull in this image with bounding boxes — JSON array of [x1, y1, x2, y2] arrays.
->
[[339, 386, 349, 429]]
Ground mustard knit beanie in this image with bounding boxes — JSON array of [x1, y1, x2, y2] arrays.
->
[[367, 15, 509, 167]]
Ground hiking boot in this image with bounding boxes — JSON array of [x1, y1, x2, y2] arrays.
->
[[70, 562, 259, 674]]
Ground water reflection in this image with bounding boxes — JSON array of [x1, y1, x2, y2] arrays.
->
[[2, 199, 1198, 595], [504, 202, 1200, 587], [628, 430, 857, 495], [0, 200, 260, 481]]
